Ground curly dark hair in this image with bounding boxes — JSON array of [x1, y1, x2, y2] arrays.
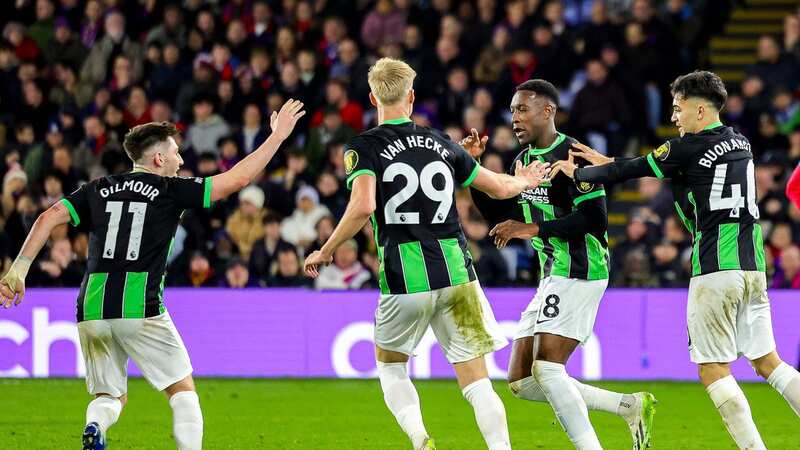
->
[[670, 71, 728, 111]]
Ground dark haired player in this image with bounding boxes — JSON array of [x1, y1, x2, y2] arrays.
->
[[552, 70, 800, 448], [467, 79, 656, 450], [0, 100, 306, 450]]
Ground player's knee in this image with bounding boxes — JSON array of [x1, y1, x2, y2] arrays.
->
[[96, 393, 127, 407], [750, 352, 782, 379]]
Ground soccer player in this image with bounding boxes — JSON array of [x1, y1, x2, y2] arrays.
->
[[303, 58, 548, 450], [0, 100, 306, 450], [551, 70, 800, 449], [465, 79, 656, 450]]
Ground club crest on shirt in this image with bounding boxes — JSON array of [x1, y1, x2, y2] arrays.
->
[[576, 180, 594, 193], [344, 149, 359, 175], [654, 142, 670, 161]]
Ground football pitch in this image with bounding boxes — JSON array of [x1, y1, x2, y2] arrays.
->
[[1, 378, 796, 449]]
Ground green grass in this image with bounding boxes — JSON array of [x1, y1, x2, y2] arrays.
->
[[0, 378, 797, 449]]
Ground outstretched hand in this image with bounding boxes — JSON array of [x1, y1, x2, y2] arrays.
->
[[270, 99, 306, 141], [514, 159, 550, 189], [459, 128, 489, 159], [569, 142, 613, 166], [548, 151, 577, 180]]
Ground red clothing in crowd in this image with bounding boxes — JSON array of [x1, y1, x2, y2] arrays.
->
[[787, 163, 800, 210], [310, 101, 364, 132]]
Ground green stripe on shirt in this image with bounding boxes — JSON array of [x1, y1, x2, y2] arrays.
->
[[203, 177, 213, 208], [573, 189, 606, 206], [60, 198, 80, 226], [462, 164, 480, 187], [646, 153, 665, 179], [346, 169, 376, 190], [398, 241, 430, 293], [83, 273, 107, 321]]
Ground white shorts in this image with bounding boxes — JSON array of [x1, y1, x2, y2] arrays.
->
[[374, 280, 508, 364], [515, 276, 607, 344], [78, 313, 193, 397], [687, 270, 776, 364]]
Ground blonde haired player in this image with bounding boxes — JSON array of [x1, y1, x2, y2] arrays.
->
[[304, 58, 549, 450], [0, 100, 305, 450]]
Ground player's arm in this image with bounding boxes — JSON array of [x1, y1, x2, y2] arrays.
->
[[0, 201, 71, 307], [787, 164, 800, 210], [471, 160, 549, 199], [304, 175, 376, 277], [489, 186, 607, 247], [208, 100, 305, 201], [549, 142, 661, 183]]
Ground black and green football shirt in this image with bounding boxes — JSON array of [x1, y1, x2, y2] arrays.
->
[[344, 118, 480, 295], [575, 122, 766, 276], [473, 132, 610, 281], [60, 172, 213, 322]]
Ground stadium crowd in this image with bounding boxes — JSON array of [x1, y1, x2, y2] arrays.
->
[[0, 0, 799, 290]]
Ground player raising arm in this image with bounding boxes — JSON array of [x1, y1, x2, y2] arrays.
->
[[304, 58, 547, 450], [551, 71, 800, 449], [0, 100, 305, 450]]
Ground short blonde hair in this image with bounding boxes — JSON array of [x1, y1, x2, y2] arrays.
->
[[367, 58, 416, 106]]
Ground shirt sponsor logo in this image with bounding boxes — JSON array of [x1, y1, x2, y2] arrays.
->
[[521, 186, 550, 204]]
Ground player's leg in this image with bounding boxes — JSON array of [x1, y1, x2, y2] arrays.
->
[[375, 346, 432, 450], [164, 375, 203, 450], [79, 320, 128, 450], [374, 291, 436, 450], [752, 351, 800, 417], [118, 313, 202, 450], [509, 318, 641, 420], [452, 357, 511, 450], [533, 333, 602, 450], [689, 271, 765, 449], [432, 281, 510, 450], [738, 272, 800, 417]]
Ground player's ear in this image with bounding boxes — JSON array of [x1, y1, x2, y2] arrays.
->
[[368, 92, 378, 107], [407, 89, 415, 105]]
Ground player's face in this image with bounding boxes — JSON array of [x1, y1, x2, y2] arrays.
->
[[510, 91, 549, 145], [158, 137, 184, 176], [671, 95, 703, 137]]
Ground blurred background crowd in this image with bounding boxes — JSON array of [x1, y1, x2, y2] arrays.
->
[[1, 0, 799, 290]]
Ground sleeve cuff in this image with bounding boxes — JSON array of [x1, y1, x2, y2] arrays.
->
[[346, 169, 376, 190], [60, 198, 80, 226], [573, 189, 606, 206], [646, 153, 665, 179], [203, 177, 213, 208], [461, 164, 480, 188]]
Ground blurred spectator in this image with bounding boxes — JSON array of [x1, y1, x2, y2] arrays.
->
[[249, 213, 292, 285], [226, 185, 267, 260], [570, 59, 631, 155], [361, 0, 406, 50], [175, 251, 217, 287], [746, 35, 799, 95], [80, 11, 143, 88], [222, 257, 256, 288], [281, 185, 331, 248], [186, 94, 231, 156], [310, 79, 364, 133], [44, 16, 86, 68], [306, 107, 355, 172], [268, 246, 312, 287], [773, 245, 800, 289], [314, 239, 371, 290], [237, 103, 270, 155], [27, 238, 82, 287]]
